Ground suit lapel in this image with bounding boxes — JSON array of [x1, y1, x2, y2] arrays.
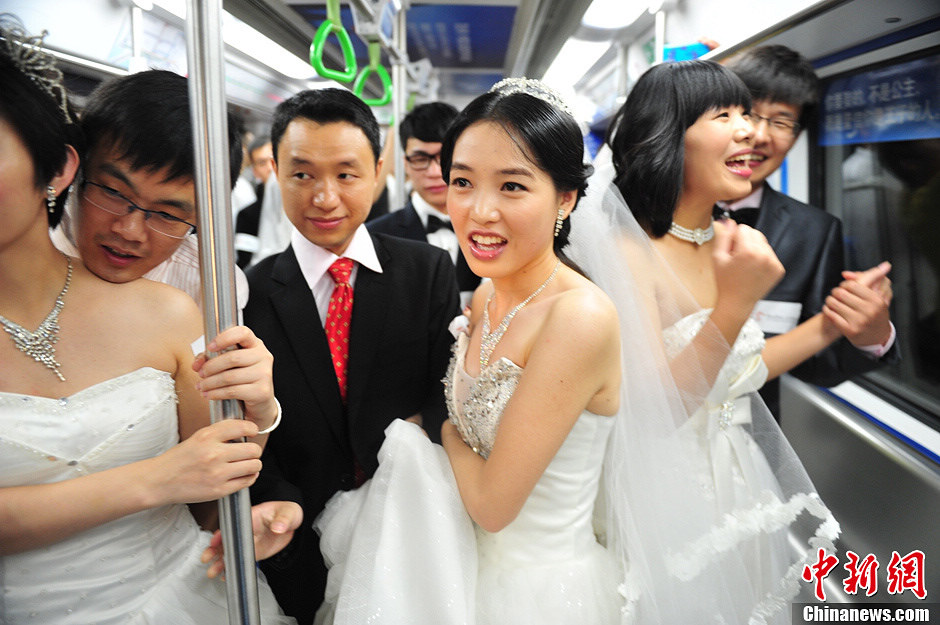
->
[[345, 235, 390, 423], [270, 247, 347, 445], [757, 184, 792, 251], [399, 203, 427, 242]]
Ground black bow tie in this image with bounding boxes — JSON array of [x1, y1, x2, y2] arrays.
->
[[426, 214, 453, 234], [713, 205, 760, 228]]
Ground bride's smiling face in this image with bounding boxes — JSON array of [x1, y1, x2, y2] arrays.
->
[[447, 121, 573, 280], [682, 105, 755, 205]]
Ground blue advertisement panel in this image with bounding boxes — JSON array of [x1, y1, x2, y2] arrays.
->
[[439, 71, 503, 97], [820, 53, 940, 146], [407, 4, 516, 69]]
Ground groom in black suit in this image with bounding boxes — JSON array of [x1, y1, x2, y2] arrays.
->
[[244, 89, 460, 624], [721, 45, 898, 418], [368, 102, 481, 308]]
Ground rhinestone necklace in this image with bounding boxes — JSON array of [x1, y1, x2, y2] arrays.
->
[[0, 255, 72, 382], [668, 221, 714, 245], [480, 261, 560, 369]]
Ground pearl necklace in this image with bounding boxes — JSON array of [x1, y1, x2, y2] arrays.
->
[[0, 255, 72, 381], [480, 261, 560, 369], [668, 221, 714, 245]]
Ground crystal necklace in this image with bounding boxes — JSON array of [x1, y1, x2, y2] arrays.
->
[[480, 260, 560, 369], [668, 221, 714, 245], [0, 255, 72, 382]]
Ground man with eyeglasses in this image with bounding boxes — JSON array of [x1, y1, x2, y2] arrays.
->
[[52, 69, 249, 311], [368, 102, 481, 307], [721, 45, 897, 419]]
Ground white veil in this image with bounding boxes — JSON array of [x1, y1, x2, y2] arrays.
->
[[568, 148, 839, 624]]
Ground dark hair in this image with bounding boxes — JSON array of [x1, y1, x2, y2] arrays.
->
[[726, 45, 819, 129], [607, 60, 751, 237], [440, 89, 592, 270], [247, 134, 271, 156], [399, 101, 459, 146], [271, 88, 381, 165], [0, 24, 82, 228], [81, 70, 243, 190]]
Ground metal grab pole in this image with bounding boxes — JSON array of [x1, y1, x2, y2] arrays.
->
[[392, 6, 407, 211], [183, 2, 261, 624]]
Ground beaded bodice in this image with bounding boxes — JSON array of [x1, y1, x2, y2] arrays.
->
[[444, 333, 522, 459], [442, 332, 615, 565], [662, 309, 767, 405]]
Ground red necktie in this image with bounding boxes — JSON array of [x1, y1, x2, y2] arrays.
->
[[326, 258, 354, 401]]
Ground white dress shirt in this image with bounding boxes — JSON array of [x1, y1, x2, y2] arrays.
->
[[410, 193, 460, 266], [254, 177, 292, 267], [290, 224, 383, 327]]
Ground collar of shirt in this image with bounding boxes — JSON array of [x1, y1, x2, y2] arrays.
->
[[292, 223, 383, 291], [717, 185, 764, 211], [410, 191, 450, 229], [292, 224, 383, 326], [410, 192, 460, 265]]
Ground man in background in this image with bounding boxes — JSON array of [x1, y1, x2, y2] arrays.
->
[[722, 45, 897, 417], [368, 102, 480, 307]]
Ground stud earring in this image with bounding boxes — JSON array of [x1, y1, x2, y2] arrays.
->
[[46, 185, 57, 214], [554, 208, 564, 237]]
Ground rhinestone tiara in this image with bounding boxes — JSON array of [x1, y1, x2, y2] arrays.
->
[[0, 14, 72, 122], [489, 77, 574, 118]]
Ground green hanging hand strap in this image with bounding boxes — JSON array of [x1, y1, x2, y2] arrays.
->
[[353, 41, 392, 107], [309, 0, 357, 82]]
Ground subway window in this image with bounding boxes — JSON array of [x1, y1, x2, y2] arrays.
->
[[818, 48, 940, 417]]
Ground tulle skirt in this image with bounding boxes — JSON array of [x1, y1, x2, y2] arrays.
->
[[314, 420, 623, 625]]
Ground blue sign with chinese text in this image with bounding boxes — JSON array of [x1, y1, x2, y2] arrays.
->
[[820, 54, 940, 146]]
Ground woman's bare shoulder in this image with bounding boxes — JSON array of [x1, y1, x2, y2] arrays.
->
[[544, 274, 619, 347], [73, 265, 201, 339]]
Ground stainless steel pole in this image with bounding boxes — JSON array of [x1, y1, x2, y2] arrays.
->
[[183, 2, 261, 624], [392, 6, 408, 211]]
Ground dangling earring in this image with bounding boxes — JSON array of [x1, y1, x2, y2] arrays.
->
[[553, 208, 564, 237], [46, 185, 56, 214]]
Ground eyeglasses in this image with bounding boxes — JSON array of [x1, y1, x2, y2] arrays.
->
[[748, 113, 801, 137], [404, 151, 442, 171], [82, 181, 197, 239]]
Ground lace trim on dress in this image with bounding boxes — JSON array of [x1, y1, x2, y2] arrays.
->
[[666, 490, 840, 623]]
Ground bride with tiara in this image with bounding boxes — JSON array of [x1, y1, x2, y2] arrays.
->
[[312, 74, 838, 625]]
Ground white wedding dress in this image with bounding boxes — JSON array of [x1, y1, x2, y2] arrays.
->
[[314, 333, 622, 625], [0, 367, 294, 625], [661, 311, 838, 624]]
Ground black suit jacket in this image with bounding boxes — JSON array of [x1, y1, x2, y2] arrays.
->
[[368, 200, 481, 294], [752, 183, 898, 416], [244, 234, 460, 624]]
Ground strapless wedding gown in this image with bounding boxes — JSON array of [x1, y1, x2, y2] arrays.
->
[[663, 312, 839, 623], [0, 368, 294, 624], [314, 333, 622, 625]]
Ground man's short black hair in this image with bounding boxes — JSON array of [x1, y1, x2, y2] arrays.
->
[[81, 69, 243, 189], [726, 45, 819, 130], [271, 88, 381, 164], [399, 101, 459, 146]]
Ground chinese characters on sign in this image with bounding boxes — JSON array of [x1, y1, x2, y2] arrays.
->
[[802, 549, 927, 601], [820, 54, 940, 146]]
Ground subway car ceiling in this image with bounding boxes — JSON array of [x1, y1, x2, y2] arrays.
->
[[708, 0, 938, 67], [227, 0, 593, 109], [19, 0, 594, 125]]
